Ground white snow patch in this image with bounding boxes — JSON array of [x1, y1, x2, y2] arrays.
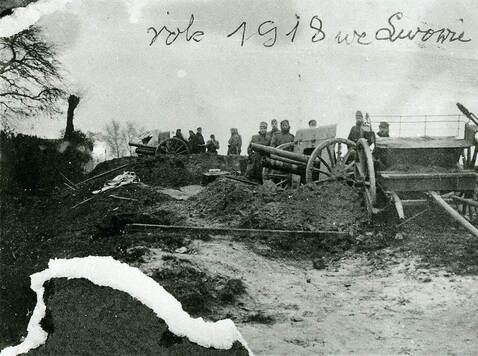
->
[[0, 0, 152, 37], [0, 0, 74, 37], [0, 256, 253, 356]]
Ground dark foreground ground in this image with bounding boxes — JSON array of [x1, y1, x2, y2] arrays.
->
[[1, 154, 477, 354]]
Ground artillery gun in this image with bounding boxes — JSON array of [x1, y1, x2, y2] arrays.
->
[[253, 104, 478, 237], [259, 124, 367, 189], [129, 131, 190, 156], [252, 136, 373, 203]]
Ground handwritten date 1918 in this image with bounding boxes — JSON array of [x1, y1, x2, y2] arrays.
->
[[227, 16, 325, 47]]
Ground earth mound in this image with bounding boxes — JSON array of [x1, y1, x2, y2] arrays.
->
[[191, 179, 367, 232], [27, 278, 248, 356], [90, 154, 243, 188]]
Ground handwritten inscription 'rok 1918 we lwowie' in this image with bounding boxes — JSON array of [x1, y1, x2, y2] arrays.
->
[[147, 12, 471, 47]]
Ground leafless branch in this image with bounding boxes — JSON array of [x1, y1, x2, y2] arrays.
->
[[0, 26, 66, 126]]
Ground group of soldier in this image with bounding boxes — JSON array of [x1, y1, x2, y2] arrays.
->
[[171, 112, 390, 176], [173, 127, 220, 154], [244, 111, 391, 180], [347, 111, 390, 145], [173, 127, 243, 155]]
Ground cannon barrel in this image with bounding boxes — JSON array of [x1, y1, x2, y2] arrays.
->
[[129, 142, 156, 156], [135, 147, 156, 156], [263, 158, 304, 174], [129, 142, 155, 150], [250, 143, 310, 163], [270, 154, 306, 166]]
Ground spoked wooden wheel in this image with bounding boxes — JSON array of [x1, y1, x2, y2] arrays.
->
[[156, 137, 190, 155], [462, 146, 478, 169], [305, 138, 357, 184], [262, 142, 295, 189], [355, 138, 377, 206]]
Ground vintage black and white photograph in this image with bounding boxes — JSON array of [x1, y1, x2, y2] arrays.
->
[[0, 0, 477, 355]]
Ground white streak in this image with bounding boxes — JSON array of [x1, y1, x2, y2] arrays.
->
[[0, 256, 252, 356], [0, 0, 74, 37]]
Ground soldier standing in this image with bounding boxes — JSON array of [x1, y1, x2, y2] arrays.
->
[[206, 134, 220, 153], [271, 120, 295, 147], [227, 128, 242, 155], [196, 127, 206, 153], [347, 111, 375, 145], [247, 122, 271, 180], [188, 130, 197, 152], [268, 119, 279, 137], [377, 121, 390, 138], [174, 129, 187, 144]]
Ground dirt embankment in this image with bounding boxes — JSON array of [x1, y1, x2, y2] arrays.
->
[[2, 153, 478, 354], [91, 154, 243, 188], [190, 178, 368, 233]]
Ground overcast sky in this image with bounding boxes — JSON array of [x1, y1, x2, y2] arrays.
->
[[16, 0, 478, 152]]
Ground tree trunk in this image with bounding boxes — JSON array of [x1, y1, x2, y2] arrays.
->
[[64, 94, 80, 139]]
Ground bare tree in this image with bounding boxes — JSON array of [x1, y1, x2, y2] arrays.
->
[[122, 121, 146, 155], [104, 120, 125, 158], [0, 26, 65, 128], [64, 94, 80, 139]]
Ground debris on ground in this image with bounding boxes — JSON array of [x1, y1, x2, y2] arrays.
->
[[92, 171, 139, 194]]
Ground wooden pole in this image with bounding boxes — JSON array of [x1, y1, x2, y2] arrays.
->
[[76, 163, 132, 186], [451, 195, 478, 208], [58, 171, 78, 189], [428, 191, 478, 237], [126, 223, 349, 239]]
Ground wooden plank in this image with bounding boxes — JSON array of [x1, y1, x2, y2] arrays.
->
[[375, 137, 470, 149], [378, 171, 476, 179], [378, 172, 476, 192], [401, 198, 453, 207], [428, 191, 478, 238]]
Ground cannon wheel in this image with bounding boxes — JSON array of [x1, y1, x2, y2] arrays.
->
[[305, 138, 357, 184], [262, 142, 295, 189], [355, 138, 377, 208], [156, 137, 190, 155]]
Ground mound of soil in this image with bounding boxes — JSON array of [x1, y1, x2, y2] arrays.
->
[[90, 154, 243, 188], [191, 179, 367, 232], [0, 183, 181, 346], [27, 278, 248, 355]]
